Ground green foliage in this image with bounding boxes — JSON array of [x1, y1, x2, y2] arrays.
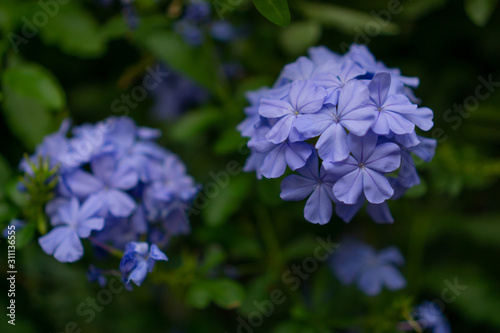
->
[[143, 31, 215, 90], [39, 2, 108, 57], [187, 278, 246, 309], [280, 21, 322, 56], [298, 1, 400, 35], [465, 0, 498, 26], [253, 0, 291, 27], [2, 63, 64, 148]]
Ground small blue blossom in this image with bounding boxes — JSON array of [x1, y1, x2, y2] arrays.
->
[[39, 197, 105, 263], [325, 132, 401, 204], [87, 265, 108, 288], [259, 80, 326, 143], [151, 65, 209, 120], [330, 238, 406, 296], [119, 241, 168, 286], [280, 152, 336, 224], [65, 153, 138, 218], [413, 301, 451, 333], [295, 80, 375, 162]]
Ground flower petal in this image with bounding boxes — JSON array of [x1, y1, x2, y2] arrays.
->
[[362, 169, 394, 204], [304, 185, 333, 224], [333, 169, 363, 204], [280, 175, 316, 201]]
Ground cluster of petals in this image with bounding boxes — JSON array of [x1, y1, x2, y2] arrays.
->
[[23, 117, 198, 286], [238, 44, 437, 224]]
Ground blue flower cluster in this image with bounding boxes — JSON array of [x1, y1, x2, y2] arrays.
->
[[238, 44, 437, 224], [151, 65, 209, 120], [22, 117, 198, 286], [329, 238, 406, 296], [174, 0, 238, 46]]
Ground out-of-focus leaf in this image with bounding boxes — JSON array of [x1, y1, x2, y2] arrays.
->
[[143, 31, 214, 90], [298, 1, 400, 35], [0, 202, 17, 225], [2, 86, 52, 149], [169, 107, 222, 141], [102, 15, 129, 40], [2, 63, 63, 148], [186, 278, 245, 309], [239, 272, 278, 314], [209, 279, 245, 309], [455, 214, 500, 247], [273, 321, 317, 333], [200, 244, 226, 273], [424, 265, 500, 329], [3, 64, 65, 110], [39, 3, 107, 58], [203, 174, 251, 227], [280, 21, 321, 55], [186, 281, 212, 309], [403, 180, 427, 198], [253, 0, 291, 27], [14, 220, 36, 249], [214, 129, 245, 155], [6, 179, 27, 208], [402, 0, 448, 20], [465, 0, 498, 26]]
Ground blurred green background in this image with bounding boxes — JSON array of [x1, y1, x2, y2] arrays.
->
[[1, 0, 500, 332]]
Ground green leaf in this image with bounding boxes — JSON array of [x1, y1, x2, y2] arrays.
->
[[203, 174, 251, 227], [2, 85, 53, 149], [169, 107, 222, 141], [298, 1, 400, 35], [401, 0, 448, 20], [213, 129, 245, 155], [0, 202, 17, 225], [2, 63, 63, 148], [465, 0, 498, 26], [3, 65, 65, 110], [143, 31, 214, 90], [208, 279, 246, 309], [199, 245, 226, 273], [280, 21, 321, 55], [39, 3, 107, 58], [186, 281, 213, 309], [186, 278, 245, 309], [253, 0, 291, 27], [15, 221, 36, 249]]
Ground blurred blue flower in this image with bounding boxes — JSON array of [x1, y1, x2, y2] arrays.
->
[[65, 153, 138, 218], [150, 66, 209, 120], [119, 241, 168, 286], [414, 301, 451, 333], [39, 197, 105, 263], [174, 0, 241, 46], [22, 116, 197, 282], [87, 265, 108, 288], [330, 238, 406, 296]]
